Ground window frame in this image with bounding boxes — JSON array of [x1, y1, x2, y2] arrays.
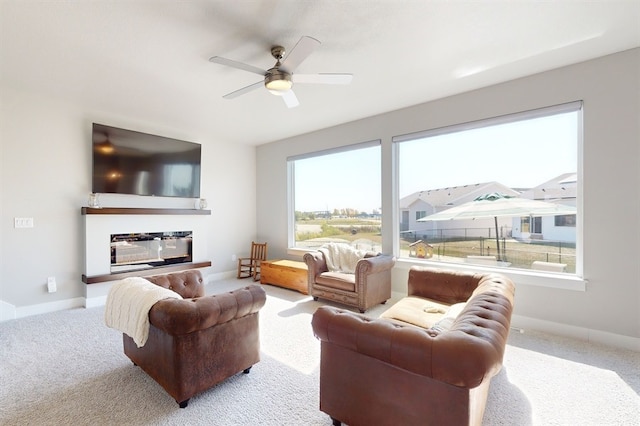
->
[[286, 140, 382, 252], [392, 101, 584, 281]]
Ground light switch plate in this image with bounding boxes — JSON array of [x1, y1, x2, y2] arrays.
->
[[14, 217, 34, 228]]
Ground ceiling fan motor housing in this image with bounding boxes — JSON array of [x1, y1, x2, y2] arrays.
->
[[264, 45, 293, 94], [270, 45, 286, 60]]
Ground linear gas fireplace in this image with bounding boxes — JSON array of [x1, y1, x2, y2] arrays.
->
[[110, 231, 192, 273]]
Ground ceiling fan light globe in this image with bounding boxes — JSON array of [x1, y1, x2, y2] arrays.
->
[[264, 70, 293, 94], [265, 79, 292, 92]]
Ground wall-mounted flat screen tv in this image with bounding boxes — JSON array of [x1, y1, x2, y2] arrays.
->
[[92, 123, 201, 198]]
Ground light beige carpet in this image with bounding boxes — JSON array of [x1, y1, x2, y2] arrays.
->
[[1, 278, 638, 425]]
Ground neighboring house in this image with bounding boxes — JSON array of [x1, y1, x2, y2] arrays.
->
[[512, 173, 577, 243], [400, 174, 577, 244], [399, 182, 519, 241]]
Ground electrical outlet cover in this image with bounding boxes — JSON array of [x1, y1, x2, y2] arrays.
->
[[47, 277, 56, 293]]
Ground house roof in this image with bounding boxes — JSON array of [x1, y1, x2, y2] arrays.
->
[[401, 173, 577, 211], [400, 182, 519, 210], [520, 172, 577, 202]]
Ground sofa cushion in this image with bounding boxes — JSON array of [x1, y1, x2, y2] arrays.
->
[[445, 302, 467, 318], [380, 297, 468, 331], [315, 272, 356, 292], [428, 302, 467, 335], [379, 296, 451, 329]]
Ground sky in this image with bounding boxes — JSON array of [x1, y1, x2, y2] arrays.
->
[[399, 111, 578, 195], [294, 145, 381, 214], [294, 111, 578, 213]]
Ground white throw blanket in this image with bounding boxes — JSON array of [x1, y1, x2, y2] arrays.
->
[[104, 277, 182, 348], [319, 243, 368, 274]]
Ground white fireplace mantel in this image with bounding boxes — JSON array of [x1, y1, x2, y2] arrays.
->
[[82, 207, 212, 306]]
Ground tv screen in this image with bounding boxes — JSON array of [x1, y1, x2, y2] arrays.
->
[[92, 123, 201, 198]]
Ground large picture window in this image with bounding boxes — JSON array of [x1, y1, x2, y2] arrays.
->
[[288, 141, 381, 252], [395, 102, 581, 274]]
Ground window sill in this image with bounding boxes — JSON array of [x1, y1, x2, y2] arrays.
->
[[286, 248, 586, 292], [395, 258, 586, 292], [287, 247, 312, 259]]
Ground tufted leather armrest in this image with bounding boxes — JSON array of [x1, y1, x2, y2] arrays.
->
[[145, 269, 206, 299], [355, 254, 395, 279], [304, 251, 328, 275], [149, 284, 266, 336]]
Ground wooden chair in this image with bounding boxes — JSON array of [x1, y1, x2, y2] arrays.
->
[[237, 241, 268, 281]]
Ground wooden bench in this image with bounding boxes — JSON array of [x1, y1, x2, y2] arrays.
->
[[260, 259, 308, 294]]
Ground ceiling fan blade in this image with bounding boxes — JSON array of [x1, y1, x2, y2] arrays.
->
[[280, 36, 321, 73], [222, 81, 264, 99], [209, 56, 266, 76], [293, 73, 353, 85], [281, 90, 299, 108]]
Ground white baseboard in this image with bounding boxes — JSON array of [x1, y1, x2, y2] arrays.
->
[[512, 314, 640, 352], [12, 298, 85, 319], [0, 271, 239, 317], [85, 295, 108, 308], [205, 270, 236, 283], [0, 300, 16, 321], [4, 286, 639, 352]]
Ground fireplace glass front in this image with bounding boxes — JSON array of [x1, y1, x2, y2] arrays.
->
[[110, 231, 192, 273]]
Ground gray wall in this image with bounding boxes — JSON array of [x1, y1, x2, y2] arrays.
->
[[1, 48, 638, 347], [257, 49, 640, 345], [0, 86, 257, 316]]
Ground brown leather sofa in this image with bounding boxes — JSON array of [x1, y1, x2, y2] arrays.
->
[[303, 250, 395, 313], [121, 270, 266, 408], [311, 266, 515, 426]]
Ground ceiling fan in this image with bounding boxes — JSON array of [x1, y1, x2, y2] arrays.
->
[[209, 36, 353, 108]]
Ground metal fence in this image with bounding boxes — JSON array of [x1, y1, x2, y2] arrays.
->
[[401, 227, 576, 272]]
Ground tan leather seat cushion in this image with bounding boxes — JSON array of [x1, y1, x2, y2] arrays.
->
[[315, 272, 356, 292], [379, 296, 451, 329]]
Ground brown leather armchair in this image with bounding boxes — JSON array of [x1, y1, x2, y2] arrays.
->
[[303, 250, 395, 313], [121, 270, 266, 408], [311, 266, 515, 426]]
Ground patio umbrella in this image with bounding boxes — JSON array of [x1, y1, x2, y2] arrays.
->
[[417, 193, 576, 261]]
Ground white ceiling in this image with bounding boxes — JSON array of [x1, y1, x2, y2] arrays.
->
[[1, 1, 639, 146]]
